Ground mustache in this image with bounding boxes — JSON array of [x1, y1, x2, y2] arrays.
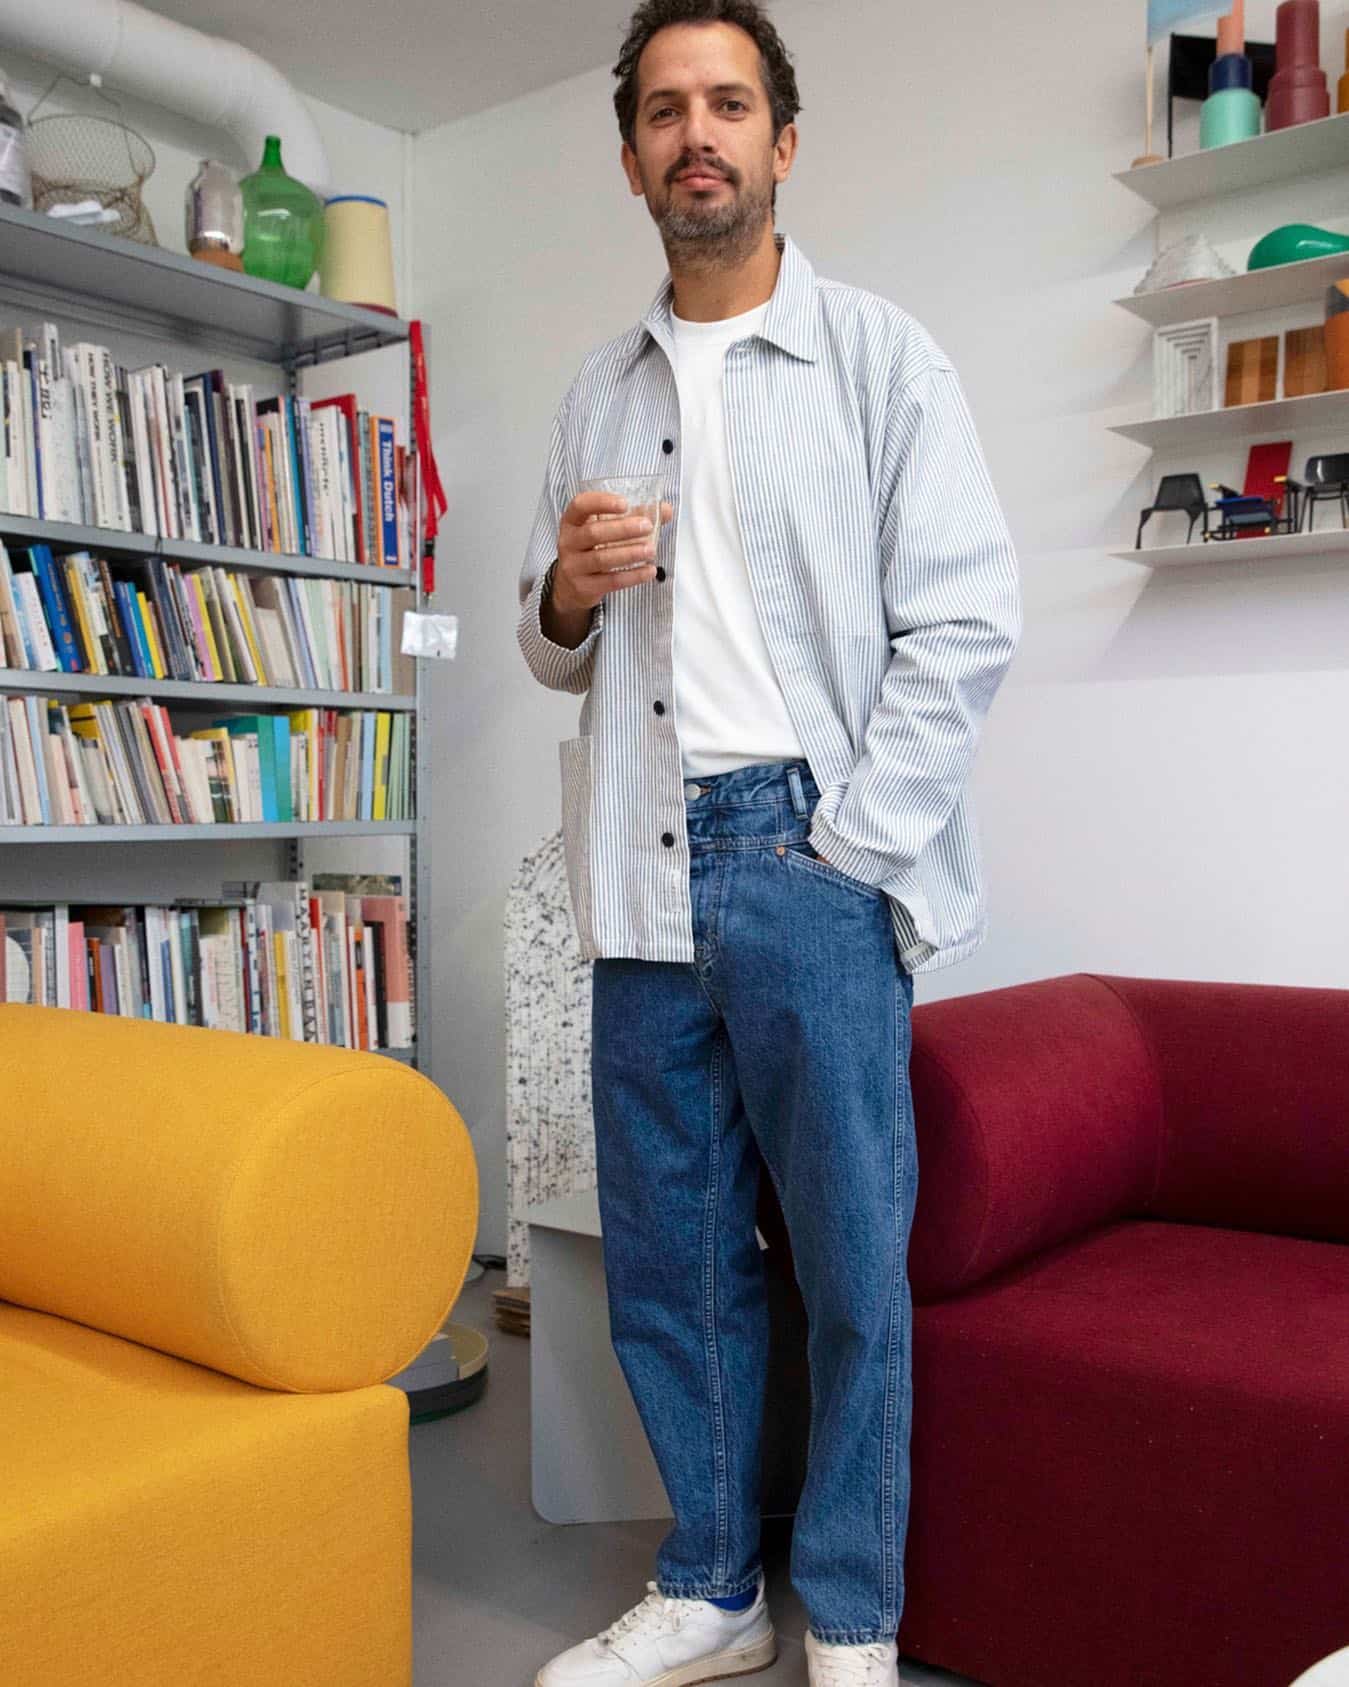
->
[[670, 161, 733, 182]]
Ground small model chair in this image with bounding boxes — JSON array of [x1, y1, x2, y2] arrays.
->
[[1209, 440, 1297, 540], [1284, 453, 1349, 533], [1135, 472, 1209, 548]]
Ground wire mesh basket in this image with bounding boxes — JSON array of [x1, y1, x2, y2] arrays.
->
[[27, 113, 157, 244]]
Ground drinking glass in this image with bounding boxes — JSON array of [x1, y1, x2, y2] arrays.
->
[[577, 474, 669, 572]]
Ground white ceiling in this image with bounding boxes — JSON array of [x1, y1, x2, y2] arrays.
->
[[132, 0, 632, 135]]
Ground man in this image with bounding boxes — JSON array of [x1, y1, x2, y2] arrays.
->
[[516, 3, 1021, 1683]]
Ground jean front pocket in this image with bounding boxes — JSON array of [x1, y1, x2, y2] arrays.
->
[[783, 838, 887, 901]]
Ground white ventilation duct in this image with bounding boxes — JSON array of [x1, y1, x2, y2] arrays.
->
[[0, 0, 330, 196]]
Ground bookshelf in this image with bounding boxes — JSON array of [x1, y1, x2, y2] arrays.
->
[[0, 206, 431, 1074]]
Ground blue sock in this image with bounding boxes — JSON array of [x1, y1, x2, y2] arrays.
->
[[706, 1584, 757, 1612]]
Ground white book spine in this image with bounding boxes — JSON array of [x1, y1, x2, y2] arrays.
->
[[13, 573, 60, 670], [172, 371, 201, 542], [127, 371, 155, 538], [0, 364, 11, 513], [309, 413, 332, 559], [74, 346, 106, 527], [63, 350, 94, 525], [18, 349, 36, 517], [34, 354, 55, 522], [101, 347, 131, 530], [149, 365, 179, 539]]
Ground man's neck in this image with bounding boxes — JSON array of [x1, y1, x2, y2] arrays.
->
[[669, 227, 782, 323]]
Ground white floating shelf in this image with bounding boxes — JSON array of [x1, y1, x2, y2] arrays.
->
[[1110, 386, 1349, 449], [1114, 109, 1349, 210], [1113, 526, 1349, 568], [1115, 249, 1349, 328]]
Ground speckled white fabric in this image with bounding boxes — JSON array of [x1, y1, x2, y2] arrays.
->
[[503, 829, 596, 1287]]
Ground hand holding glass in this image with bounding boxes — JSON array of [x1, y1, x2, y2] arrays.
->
[[549, 475, 671, 615]]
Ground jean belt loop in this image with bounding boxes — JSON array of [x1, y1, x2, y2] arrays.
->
[[786, 764, 808, 821]]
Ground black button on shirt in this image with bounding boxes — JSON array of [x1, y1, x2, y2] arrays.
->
[[661, 832, 675, 847], [662, 438, 674, 453], [653, 700, 665, 715]]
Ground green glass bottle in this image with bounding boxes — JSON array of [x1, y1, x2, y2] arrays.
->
[[240, 135, 325, 290]]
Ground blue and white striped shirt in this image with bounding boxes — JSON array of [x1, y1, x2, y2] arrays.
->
[[517, 231, 1021, 973]]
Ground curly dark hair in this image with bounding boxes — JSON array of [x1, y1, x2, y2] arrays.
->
[[612, 0, 802, 205]]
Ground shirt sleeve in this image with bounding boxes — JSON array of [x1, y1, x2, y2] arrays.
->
[[806, 356, 1023, 888], [516, 389, 606, 695]]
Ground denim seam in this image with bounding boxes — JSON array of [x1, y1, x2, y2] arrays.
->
[[751, 1131, 814, 1476], [879, 971, 905, 1631], [703, 1029, 731, 1586], [810, 1625, 896, 1646], [658, 1567, 763, 1600]]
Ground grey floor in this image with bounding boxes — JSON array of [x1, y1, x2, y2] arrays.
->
[[409, 1270, 980, 1687]]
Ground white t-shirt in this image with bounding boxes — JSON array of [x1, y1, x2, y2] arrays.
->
[[669, 299, 806, 780]]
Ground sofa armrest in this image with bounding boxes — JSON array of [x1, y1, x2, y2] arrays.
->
[[0, 1005, 479, 1393], [907, 974, 1163, 1301], [1103, 975, 1349, 1246]]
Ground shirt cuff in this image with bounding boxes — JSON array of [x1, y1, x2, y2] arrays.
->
[[805, 810, 903, 889], [520, 564, 605, 689]]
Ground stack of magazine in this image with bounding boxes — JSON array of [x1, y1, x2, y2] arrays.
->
[[0, 320, 413, 566], [0, 873, 414, 1051]]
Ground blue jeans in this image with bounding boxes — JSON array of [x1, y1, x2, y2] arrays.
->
[[590, 757, 918, 1646]]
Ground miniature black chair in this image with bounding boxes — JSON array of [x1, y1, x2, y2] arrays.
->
[[1136, 473, 1209, 549], [1285, 453, 1349, 533]]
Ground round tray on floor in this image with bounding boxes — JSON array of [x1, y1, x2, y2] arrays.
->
[[407, 1322, 489, 1423]]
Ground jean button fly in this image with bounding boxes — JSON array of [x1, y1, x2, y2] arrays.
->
[[684, 782, 702, 799]]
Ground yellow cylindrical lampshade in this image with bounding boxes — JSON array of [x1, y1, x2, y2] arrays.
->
[[320, 194, 397, 315]]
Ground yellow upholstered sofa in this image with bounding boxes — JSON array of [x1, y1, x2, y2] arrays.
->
[[0, 1003, 478, 1687]]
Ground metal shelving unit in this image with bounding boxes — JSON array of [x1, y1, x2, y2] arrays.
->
[[0, 207, 431, 1073], [0, 510, 415, 586], [0, 668, 415, 710], [0, 821, 417, 842]]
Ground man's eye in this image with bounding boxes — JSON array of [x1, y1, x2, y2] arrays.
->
[[651, 101, 746, 119]]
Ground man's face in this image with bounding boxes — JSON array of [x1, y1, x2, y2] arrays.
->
[[621, 21, 795, 258]]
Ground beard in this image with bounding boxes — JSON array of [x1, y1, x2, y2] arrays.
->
[[647, 161, 774, 268]]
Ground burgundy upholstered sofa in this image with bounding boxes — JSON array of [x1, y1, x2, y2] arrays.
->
[[758, 972, 1349, 1687]]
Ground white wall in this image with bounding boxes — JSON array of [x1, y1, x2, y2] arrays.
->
[[410, 0, 1349, 1250]]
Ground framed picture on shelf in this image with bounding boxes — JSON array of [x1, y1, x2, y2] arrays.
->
[[1153, 316, 1218, 417], [1224, 334, 1279, 407], [1282, 325, 1327, 398]]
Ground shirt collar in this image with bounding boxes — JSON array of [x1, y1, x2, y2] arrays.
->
[[626, 230, 818, 367]]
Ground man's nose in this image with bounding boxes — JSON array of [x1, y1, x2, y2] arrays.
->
[[681, 107, 717, 149]]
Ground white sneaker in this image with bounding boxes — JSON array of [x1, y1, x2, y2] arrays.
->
[[804, 1631, 900, 1686], [536, 1577, 776, 1685]]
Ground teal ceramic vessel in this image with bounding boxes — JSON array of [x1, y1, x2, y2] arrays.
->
[[1248, 223, 1349, 270], [1199, 86, 1262, 147]]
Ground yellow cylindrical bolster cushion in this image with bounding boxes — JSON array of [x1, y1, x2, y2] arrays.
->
[[0, 1005, 478, 1392]]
